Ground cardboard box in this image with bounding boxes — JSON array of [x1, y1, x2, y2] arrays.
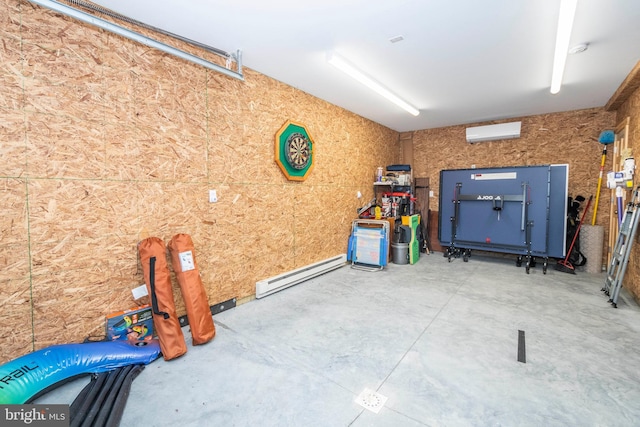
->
[[105, 304, 154, 342]]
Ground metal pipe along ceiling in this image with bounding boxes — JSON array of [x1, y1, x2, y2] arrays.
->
[[66, 0, 231, 59], [28, 0, 244, 81]]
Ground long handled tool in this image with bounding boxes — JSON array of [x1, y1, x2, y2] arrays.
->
[[591, 130, 615, 225], [556, 195, 592, 274]]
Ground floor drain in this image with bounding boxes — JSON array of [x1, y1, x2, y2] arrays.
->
[[355, 388, 388, 414]]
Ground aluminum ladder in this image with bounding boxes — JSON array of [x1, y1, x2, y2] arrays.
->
[[602, 186, 640, 308]]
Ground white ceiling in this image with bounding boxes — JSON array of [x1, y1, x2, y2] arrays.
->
[[90, 0, 640, 132]]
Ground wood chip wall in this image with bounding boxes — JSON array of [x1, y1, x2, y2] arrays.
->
[[0, 0, 399, 363]]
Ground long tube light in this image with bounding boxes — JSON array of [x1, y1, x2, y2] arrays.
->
[[550, 0, 578, 94], [28, 0, 244, 81], [327, 52, 420, 116]]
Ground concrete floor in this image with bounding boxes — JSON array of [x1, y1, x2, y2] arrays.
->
[[36, 252, 640, 426]]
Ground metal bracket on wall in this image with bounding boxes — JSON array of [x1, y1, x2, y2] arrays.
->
[[178, 298, 237, 327], [28, 0, 244, 81]]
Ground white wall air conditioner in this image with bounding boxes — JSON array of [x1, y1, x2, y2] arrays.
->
[[466, 121, 522, 143]]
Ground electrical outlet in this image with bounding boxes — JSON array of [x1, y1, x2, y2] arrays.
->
[[209, 189, 218, 203]]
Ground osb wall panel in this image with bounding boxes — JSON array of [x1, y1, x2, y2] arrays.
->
[[412, 108, 616, 257], [0, 109, 26, 177], [0, 0, 399, 363], [0, 179, 32, 360], [0, 26, 23, 111], [615, 86, 640, 303]]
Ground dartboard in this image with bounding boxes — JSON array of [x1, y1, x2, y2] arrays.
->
[[285, 132, 311, 170], [274, 120, 314, 181]]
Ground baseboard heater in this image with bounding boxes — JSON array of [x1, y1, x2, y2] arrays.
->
[[256, 254, 347, 298]]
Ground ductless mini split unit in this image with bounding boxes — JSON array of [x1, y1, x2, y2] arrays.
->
[[466, 121, 522, 143]]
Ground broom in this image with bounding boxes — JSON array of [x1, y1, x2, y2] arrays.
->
[[555, 195, 593, 274]]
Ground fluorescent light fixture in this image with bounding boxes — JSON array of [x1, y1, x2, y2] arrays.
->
[[550, 0, 578, 94], [327, 52, 420, 116]]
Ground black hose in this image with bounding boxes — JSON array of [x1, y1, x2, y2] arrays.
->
[[105, 365, 145, 427], [70, 372, 108, 427], [69, 375, 97, 418], [79, 369, 120, 427], [92, 365, 134, 427], [69, 365, 145, 427]]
